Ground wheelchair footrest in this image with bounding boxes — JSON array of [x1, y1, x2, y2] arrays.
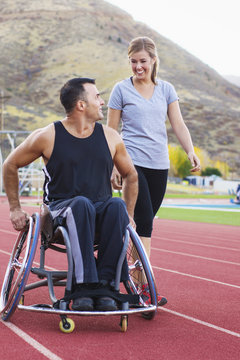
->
[[54, 287, 139, 309], [18, 304, 156, 316]]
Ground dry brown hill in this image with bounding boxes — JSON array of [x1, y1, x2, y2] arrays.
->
[[224, 75, 240, 88], [0, 0, 240, 175]]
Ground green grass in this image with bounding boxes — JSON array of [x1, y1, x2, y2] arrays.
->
[[27, 191, 239, 226], [113, 191, 239, 226], [157, 207, 240, 226], [165, 183, 235, 198]]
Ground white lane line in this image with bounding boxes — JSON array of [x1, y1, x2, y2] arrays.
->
[[0, 249, 58, 271], [1, 320, 63, 360], [0, 229, 16, 235], [161, 205, 240, 212], [154, 230, 240, 244], [153, 237, 240, 251], [0, 249, 12, 256], [32, 261, 61, 271], [159, 308, 240, 338], [153, 266, 240, 289], [152, 247, 240, 266]]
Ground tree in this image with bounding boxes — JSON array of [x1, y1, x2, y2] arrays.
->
[[201, 167, 222, 176], [193, 146, 210, 171], [168, 144, 192, 178], [213, 160, 229, 179]]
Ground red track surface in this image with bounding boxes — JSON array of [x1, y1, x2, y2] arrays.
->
[[0, 199, 239, 360]]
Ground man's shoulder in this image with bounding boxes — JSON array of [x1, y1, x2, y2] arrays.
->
[[102, 124, 119, 136], [32, 123, 55, 138], [102, 124, 121, 143], [102, 125, 123, 158], [26, 123, 55, 147]]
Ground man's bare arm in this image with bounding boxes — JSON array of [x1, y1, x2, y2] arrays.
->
[[3, 125, 53, 230], [102, 125, 138, 225]]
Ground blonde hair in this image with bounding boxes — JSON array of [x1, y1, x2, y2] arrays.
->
[[128, 37, 159, 85]]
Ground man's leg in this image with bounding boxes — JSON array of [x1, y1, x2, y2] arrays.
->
[[92, 197, 129, 311], [49, 196, 98, 284], [95, 197, 129, 283]]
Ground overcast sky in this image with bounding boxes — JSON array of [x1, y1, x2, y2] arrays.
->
[[107, 0, 240, 77]]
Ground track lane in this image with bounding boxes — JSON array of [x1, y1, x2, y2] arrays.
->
[[0, 199, 240, 360]]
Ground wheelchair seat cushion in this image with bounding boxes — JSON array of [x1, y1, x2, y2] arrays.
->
[[40, 203, 54, 241], [40, 204, 66, 245]]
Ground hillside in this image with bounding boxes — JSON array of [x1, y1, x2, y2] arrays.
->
[[0, 0, 240, 176], [224, 75, 240, 88]]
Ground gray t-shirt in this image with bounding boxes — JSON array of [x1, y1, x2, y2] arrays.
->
[[108, 78, 178, 169]]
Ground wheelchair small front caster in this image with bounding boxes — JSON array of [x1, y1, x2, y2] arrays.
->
[[19, 295, 24, 305], [59, 317, 75, 333], [120, 315, 128, 332]]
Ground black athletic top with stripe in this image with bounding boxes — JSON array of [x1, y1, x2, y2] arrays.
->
[[43, 121, 113, 203]]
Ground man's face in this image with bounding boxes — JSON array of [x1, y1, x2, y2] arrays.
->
[[83, 83, 105, 121]]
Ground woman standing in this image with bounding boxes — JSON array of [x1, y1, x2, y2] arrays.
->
[[107, 37, 200, 306]]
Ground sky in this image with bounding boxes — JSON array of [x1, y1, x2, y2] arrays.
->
[[107, 0, 240, 77]]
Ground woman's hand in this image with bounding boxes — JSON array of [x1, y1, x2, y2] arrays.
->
[[128, 215, 136, 230], [188, 152, 201, 172]]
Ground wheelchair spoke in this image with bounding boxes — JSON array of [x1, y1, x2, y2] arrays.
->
[[124, 227, 158, 317], [11, 259, 22, 270]]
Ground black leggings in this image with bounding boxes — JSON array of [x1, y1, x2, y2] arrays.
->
[[134, 166, 168, 237]]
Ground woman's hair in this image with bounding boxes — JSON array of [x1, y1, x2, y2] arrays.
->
[[128, 37, 159, 85]]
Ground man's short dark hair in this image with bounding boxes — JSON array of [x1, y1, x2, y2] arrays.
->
[[60, 77, 95, 114]]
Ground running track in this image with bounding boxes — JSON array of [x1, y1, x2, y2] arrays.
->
[[0, 198, 239, 360]]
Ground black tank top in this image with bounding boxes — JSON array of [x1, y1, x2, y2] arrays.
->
[[43, 121, 113, 203]]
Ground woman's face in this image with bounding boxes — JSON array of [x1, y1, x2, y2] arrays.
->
[[129, 49, 155, 81]]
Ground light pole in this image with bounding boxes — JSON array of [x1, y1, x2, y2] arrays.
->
[[0, 90, 11, 131], [0, 89, 11, 195]]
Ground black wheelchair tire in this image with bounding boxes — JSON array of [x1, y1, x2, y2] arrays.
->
[[0, 213, 40, 321], [125, 226, 157, 320]]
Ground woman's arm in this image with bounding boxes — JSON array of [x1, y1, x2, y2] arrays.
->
[[168, 100, 201, 172], [107, 108, 121, 130], [107, 108, 123, 188]]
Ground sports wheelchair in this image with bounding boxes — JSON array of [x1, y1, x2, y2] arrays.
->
[[0, 204, 158, 333]]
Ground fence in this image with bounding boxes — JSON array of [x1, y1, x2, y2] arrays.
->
[[0, 130, 44, 197]]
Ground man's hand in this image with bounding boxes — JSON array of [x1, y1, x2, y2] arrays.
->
[[111, 166, 123, 190], [10, 208, 29, 231]]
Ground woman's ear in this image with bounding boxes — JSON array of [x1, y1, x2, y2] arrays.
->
[[152, 56, 157, 64]]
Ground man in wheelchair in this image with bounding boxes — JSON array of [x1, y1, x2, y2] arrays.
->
[[3, 77, 138, 312]]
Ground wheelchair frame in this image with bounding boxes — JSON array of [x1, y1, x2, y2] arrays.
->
[[0, 208, 158, 332]]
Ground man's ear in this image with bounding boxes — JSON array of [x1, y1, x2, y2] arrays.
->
[[76, 100, 86, 112]]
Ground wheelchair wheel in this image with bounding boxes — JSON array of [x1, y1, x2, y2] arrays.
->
[[125, 226, 157, 319], [59, 317, 75, 333], [120, 315, 128, 332], [0, 213, 40, 321]]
